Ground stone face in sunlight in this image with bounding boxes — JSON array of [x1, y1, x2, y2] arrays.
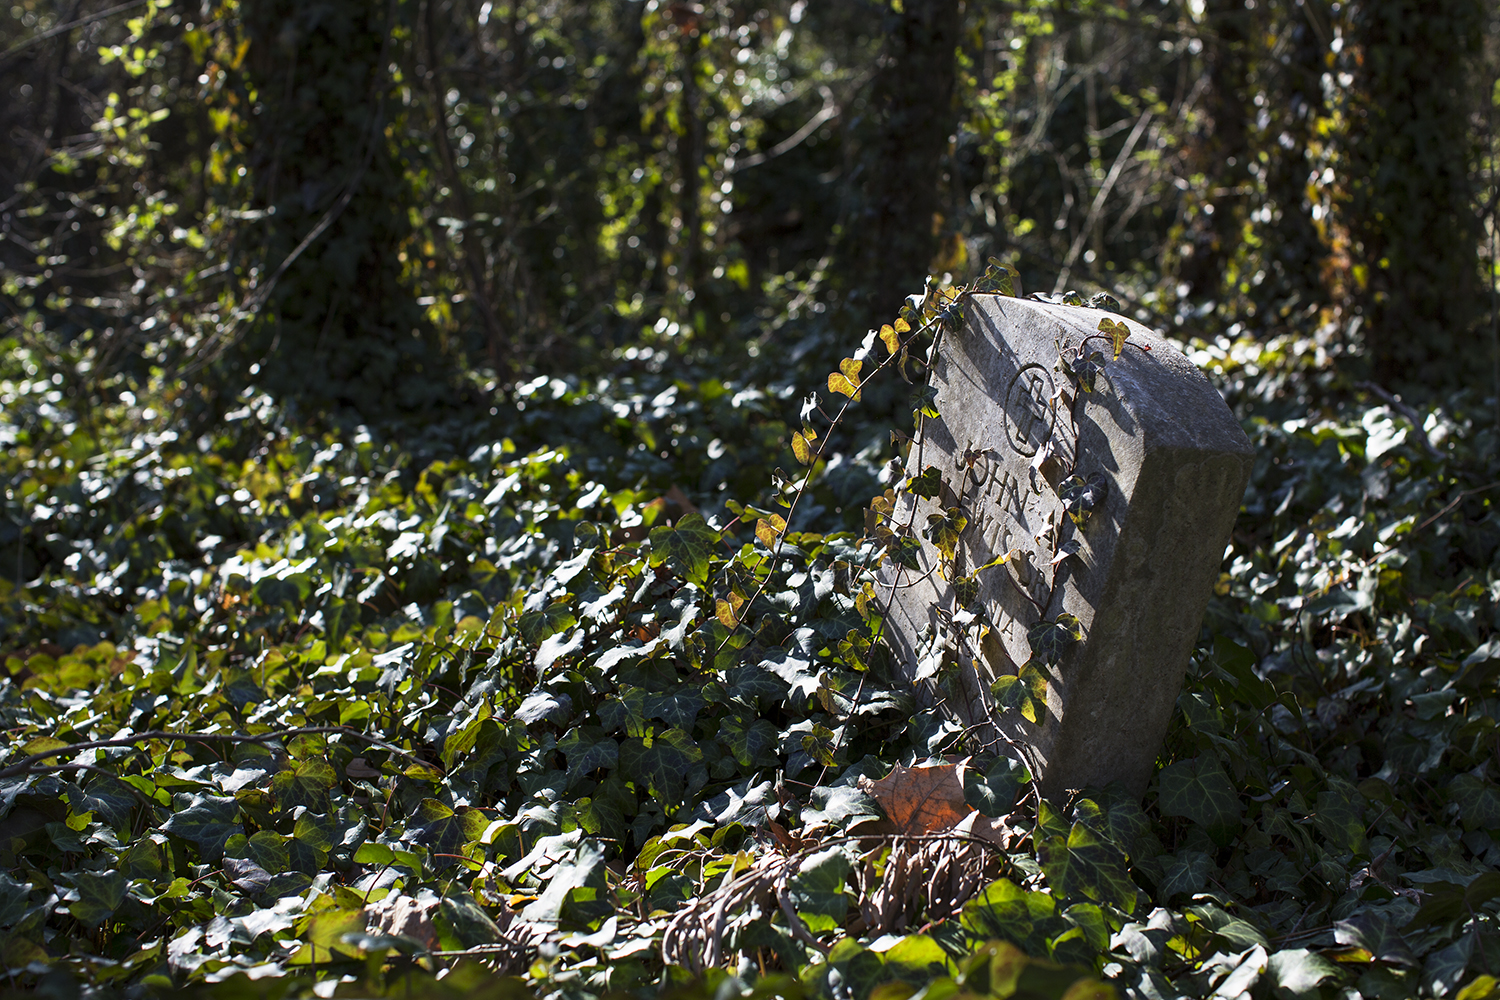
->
[[884, 295, 1253, 797]]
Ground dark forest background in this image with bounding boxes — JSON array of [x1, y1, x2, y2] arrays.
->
[[3, 0, 1497, 419]]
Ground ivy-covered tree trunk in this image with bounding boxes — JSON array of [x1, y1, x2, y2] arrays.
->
[[235, 0, 458, 418], [1253, 1, 1330, 317], [839, 0, 963, 316], [1174, 0, 1254, 299], [1336, 0, 1484, 387]]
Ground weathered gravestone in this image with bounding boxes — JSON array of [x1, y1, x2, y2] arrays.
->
[[881, 295, 1252, 798]]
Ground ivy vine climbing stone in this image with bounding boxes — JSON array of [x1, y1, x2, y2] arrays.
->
[[882, 295, 1252, 798]]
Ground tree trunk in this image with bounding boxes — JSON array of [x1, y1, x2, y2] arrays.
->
[[237, 0, 458, 418], [840, 0, 963, 318], [1338, 0, 1484, 387]]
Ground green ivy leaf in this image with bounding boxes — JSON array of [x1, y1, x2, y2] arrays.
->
[[788, 847, 852, 933], [272, 759, 337, 813], [287, 907, 365, 965], [619, 728, 704, 801], [518, 600, 578, 645], [889, 535, 923, 571], [161, 793, 241, 861], [1157, 755, 1244, 844], [912, 384, 940, 420], [1266, 949, 1341, 995], [1027, 614, 1083, 665], [648, 512, 719, 585], [964, 756, 1029, 817], [960, 878, 1056, 945], [720, 715, 779, 769], [1058, 473, 1109, 528], [558, 726, 619, 788], [68, 869, 126, 927], [991, 665, 1048, 724], [440, 892, 504, 948], [1037, 821, 1136, 913], [1334, 911, 1416, 966], [908, 465, 943, 499], [924, 506, 969, 564], [0, 874, 32, 927], [408, 798, 489, 861], [1450, 773, 1500, 831]]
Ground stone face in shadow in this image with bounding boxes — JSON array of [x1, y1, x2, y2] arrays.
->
[[882, 295, 1253, 798]]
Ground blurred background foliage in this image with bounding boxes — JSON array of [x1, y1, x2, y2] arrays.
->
[[3, 0, 1498, 418]]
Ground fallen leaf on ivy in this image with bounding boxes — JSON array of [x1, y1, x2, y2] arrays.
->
[[859, 762, 974, 835]]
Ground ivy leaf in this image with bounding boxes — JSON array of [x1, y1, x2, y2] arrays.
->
[[1450, 773, 1500, 830], [1157, 850, 1215, 899], [558, 726, 619, 788], [991, 665, 1048, 724], [961, 878, 1055, 945], [788, 847, 852, 933], [801, 723, 837, 767], [1266, 949, 1341, 995], [1088, 292, 1122, 313], [907, 465, 943, 499], [954, 573, 981, 610], [1027, 613, 1083, 665], [1096, 316, 1130, 358], [408, 798, 489, 861], [248, 829, 289, 875], [0, 874, 32, 927], [828, 362, 862, 400], [648, 512, 719, 585], [1058, 473, 1109, 528], [755, 512, 788, 549], [791, 430, 816, 466], [519, 600, 577, 645], [619, 728, 704, 801], [889, 535, 923, 571], [162, 793, 241, 861], [720, 715, 779, 768], [1334, 911, 1416, 966], [879, 323, 901, 355], [289, 813, 335, 874], [271, 759, 338, 813], [287, 907, 365, 964], [223, 856, 273, 894], [1037, 821, 1136, 913], [924, 506, 969, 564], [964, 756, 1029, 817], [1157, 755, 1244, 843], [68, 869, 126, 926], [440, 892, 504, 949], [912, 384, 940, 419]]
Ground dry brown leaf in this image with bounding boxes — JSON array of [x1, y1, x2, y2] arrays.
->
[[858, 762, 973, 834], [365, 892, 439, 949]]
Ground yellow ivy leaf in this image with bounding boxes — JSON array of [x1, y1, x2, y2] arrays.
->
[[791, 430, 814, 466], [840, 357, 863, 382], [894, 317, 911, 334], [1098, 317, 1130, 360], [879, 324, 900, 355], [828, 372, 860, 400], [755, 513, 787, 548], [715, 599, 739, 628]]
